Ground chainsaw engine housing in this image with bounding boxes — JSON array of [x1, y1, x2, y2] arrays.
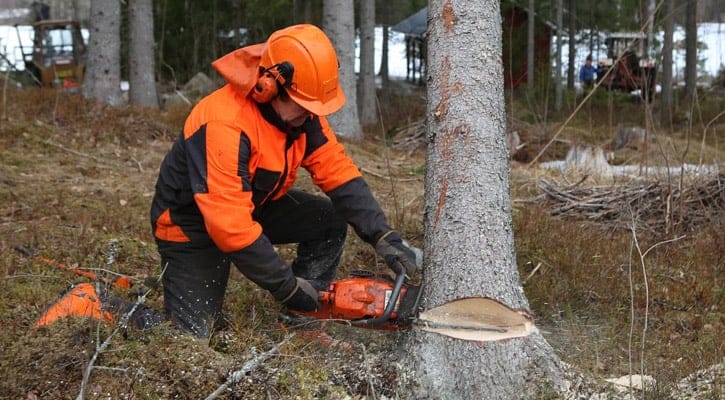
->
[[294, 272, 421, 330]]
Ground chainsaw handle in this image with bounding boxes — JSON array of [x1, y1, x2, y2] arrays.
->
[[351, 260, 406, 327]]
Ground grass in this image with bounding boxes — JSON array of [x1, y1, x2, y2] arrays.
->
[[514, 205, 722, 383], [0, 81, 722, 398]]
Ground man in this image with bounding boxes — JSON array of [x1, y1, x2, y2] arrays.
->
[[149, 24, 419, 337], [579, 55, 599, 89]]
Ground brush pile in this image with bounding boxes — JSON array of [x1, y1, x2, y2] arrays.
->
[[535, 175, 724, 234]]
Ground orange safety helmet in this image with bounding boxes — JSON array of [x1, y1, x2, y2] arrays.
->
[[258, 24, 345, 116]]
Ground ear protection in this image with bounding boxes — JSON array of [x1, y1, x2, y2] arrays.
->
[[252, 61, 294, 103]]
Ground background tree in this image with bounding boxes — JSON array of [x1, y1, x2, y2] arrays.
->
[[554, 0, 563, 110], [567, 0, 575, 89], [129, 0, 158, 108], [292, 0, 314, 23], [660, 0, 675, 128], [323, 0, 362, 140], [377, 0, 392, 109], [82, 0, 123, 106], [152, 1, 306, 86], [684, 0, 698, 100], [358, 0, 377, 127], [527, 0, 535, 85], [402, 1, 564, 398]]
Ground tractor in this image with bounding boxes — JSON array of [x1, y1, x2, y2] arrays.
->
[[596, 32, 657, 101], [16, 19, 86, 88], [1, 2, 86, 88]]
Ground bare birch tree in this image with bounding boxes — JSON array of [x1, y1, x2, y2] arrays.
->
[[82, 0, 123, 106], [400, 1, 564, 398], [129, 0, 158, 108], [323, 0, 362, 140]]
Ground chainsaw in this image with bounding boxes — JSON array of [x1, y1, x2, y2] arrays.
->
[[291, 261, 539, 342], [292, 261, 423, 330]]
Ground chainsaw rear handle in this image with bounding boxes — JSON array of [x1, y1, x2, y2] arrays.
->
[[351, 260, 406, 327]]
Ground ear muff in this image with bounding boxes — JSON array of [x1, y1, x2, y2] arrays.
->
[[252, 61, 295, 104]]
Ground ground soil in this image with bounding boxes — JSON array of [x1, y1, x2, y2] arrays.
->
[[0, 84, 722, 399]]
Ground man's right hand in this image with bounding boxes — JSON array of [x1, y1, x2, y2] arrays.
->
[[281, 277, 320, 311]]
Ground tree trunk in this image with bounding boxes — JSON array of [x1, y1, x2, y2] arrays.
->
[[128, 0, 159, 108], [555, 0, 563, 110], [323, 0, 362, 141], [567, 0, 576, 89], [378, 0, 391, 109], [661, 0, 675, 128], [82, 0, 123, 106], [401, 1, 564, 398], [358, 0, 377, 127], [684, 0, 698, 100], [644, 0, 655, 58], [294, 0, 314, 23], [527, 0, 535, 85]]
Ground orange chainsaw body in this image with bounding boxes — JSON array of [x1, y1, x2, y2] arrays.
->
[[296, 275, 410, 329]]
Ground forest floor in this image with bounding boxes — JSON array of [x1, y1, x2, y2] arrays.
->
[[0, 82, 722, 399]]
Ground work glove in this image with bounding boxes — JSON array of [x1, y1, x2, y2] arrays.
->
[[375, 231, 421, 277], [280, 277, 320, 312]]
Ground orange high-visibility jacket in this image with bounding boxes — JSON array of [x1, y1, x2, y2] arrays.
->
[[151, 45, 391, 260]]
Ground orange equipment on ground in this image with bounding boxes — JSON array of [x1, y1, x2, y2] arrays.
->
[[15, 245, 132, 289], [33, 283, 114, 328]]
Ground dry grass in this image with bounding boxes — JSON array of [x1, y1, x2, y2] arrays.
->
[[0, 82, 722, 399]]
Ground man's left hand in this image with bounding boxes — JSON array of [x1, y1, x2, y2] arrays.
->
[[375, 231, 421, 277]]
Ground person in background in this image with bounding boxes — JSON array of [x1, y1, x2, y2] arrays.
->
[[148, 24, 420, 338], [579, 54, 599, 90]]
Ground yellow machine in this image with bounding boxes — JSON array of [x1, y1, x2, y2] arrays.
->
[[16, 19, 86, 88]]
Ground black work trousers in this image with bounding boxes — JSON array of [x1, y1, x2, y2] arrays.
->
[[155, 189, 347, 337]]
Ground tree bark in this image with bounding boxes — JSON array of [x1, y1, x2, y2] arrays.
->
[[323, 0, 362, 141], [82, 0, 123, 106], [401, 1, 564, 398], [660, 0, 675, 129], [555, 0, 563, 110], [527, 0, 535, 85], [129, 0, 159, 108], [567, 0, 576, 89], [644, 0, 655, 58], [684, 0, 698, 100], [378, 0, 391, 109], [358, 0, 377, 127]]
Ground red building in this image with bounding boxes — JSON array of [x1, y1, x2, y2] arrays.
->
[[501, 2, 553, 89]]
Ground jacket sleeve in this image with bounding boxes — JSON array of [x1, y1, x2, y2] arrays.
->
[[300, 117, 391, 244], [228, 235, 298, 301], [326, 177, 392, 245]]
